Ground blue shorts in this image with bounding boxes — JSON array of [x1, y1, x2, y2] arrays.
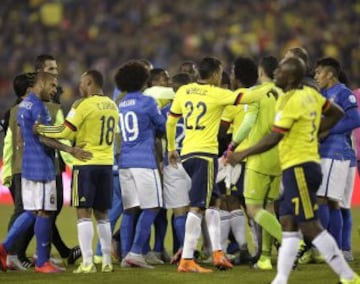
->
[[182, 153, 218, 209], [71, 165, 113, 210], [279, 162, 322, 223]]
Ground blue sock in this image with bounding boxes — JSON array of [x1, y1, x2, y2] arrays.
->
[[318, 204, 330, 229], [120, 212, 137, 258], [328, 208, 343, 248], [174, 214, 186, 248], [142, 235, 150, 255], [341, 208, 352, 251], [171, 214, 180, 253], [3, 211, 36, 251], [153, 209, 168, 252], [35, 215, 52, 266], [131, 210, 158, 254]]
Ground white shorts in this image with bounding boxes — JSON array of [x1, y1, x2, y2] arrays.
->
[[21, 178, 57, 211], [119, 168, 163, 210], [317, 158, 351, 202], [339, 166, 356, 209], [163, 163, 191, 209]]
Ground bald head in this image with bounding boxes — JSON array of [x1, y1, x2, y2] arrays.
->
[[274, 57, 305, 91]]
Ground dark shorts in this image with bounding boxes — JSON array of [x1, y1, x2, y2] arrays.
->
[[279, 162, 322, 223], [217, 162, 246, 197], [182, 153, 218, 209], [71, 165, 113, 210]]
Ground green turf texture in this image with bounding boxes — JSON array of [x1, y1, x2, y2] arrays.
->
[[0, 205, 359, 284]]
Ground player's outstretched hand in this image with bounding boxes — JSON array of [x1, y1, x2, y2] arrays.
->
[[168, 150, 179, 168], [227, 151, 247, 166], [70, 145, 93, 161]]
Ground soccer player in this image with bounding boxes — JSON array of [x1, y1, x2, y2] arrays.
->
[[2, 73, 35, 270], [179, 61, 199, 82], [114, 61, 165, 269], [0, 72, 90, 273], [219, 57, 260, 264], [35, 70, 118, 273], [228, 57, 360, 284], [167, 56, 237, 272], [34, 54, 82, 265], [162, 73, 192, 265], [225, 56, 282, 270], [314, 57, 360, 259]]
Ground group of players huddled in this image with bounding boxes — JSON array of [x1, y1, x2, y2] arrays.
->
[[0, 47, 360, 284]]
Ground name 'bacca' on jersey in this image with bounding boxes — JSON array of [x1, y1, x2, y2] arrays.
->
[[186, 87, 208, 96]]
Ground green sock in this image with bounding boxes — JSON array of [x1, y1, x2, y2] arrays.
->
[[261, 229, 272, 258], [254, 209, 282, 243]]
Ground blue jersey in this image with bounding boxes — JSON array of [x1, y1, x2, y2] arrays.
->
[[162, 103, 185, 166], [118, 92, 166, 169], [17, 93, 55, 181], [320, 83, 360, 160]]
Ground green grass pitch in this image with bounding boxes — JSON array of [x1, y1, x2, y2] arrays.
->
[[0, 205, 359, 284]]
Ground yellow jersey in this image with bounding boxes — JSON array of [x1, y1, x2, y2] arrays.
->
[[272, 87, 329, 170], [39, 95, 119, 166], [168, 82, 241, 156]]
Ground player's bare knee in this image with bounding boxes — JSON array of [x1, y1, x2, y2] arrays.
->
[[124, 206, 141, 215], [279, 215, 298, 232], [173, 206, 188, 216], [317, 196, 328, 205], [94, 209, 108, 221], [76, 208, 92, 219], [328, 199, 340, 209], [299, 220, 323, 241], [246, 204, 261, 219]]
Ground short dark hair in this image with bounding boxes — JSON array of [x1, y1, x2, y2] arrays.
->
[[198, 57, 222, 80], [221, 71, 230, 87], [172, 73, 191, 86], [13, 73, 36, 97], [288, 47, 309, 65], [34, 54, 56, 71], [233, 56, 258, 87], [316, 57, 341, 78], [259, 56, 278, 79], [114, 60, 150, 92], [34, 71, 56, 84], [148, 68, 166, 86], [86, 70, 104, 88]]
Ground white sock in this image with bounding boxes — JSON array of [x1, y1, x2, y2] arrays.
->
[[182, 212, 202, 259], [312, 230, 354, 281], [230, 209, 247, 249], [77, 218, 94, 266], [271, 231, 300, 284], [96, 219, 112, 265], [201, 217, 212, 256], [205, 208, 221, 251], [219, 210, 231, 251]]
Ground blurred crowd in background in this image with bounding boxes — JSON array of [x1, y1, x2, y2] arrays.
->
[[0, 0, 359, 117]]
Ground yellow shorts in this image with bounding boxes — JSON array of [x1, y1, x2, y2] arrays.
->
[[244, 168, 280, 205]]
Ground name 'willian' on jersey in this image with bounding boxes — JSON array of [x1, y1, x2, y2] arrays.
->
[[162, 103, 185, 166], [118, 92, 166, 169], [320, 83, 358, 160], [17, 92, 55, 181]]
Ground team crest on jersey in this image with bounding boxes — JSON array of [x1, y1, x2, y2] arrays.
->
[[67, 109, 76, 119], [275, 112, 282, 122], [349, 94, 356, 104]]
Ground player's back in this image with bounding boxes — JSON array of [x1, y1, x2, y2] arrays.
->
[[274, 87, 326, 170], [172, 82, 239, 156], [247, 82, 281, 175], [119, 91, 166, 169], [70, 95, 118, 166]]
